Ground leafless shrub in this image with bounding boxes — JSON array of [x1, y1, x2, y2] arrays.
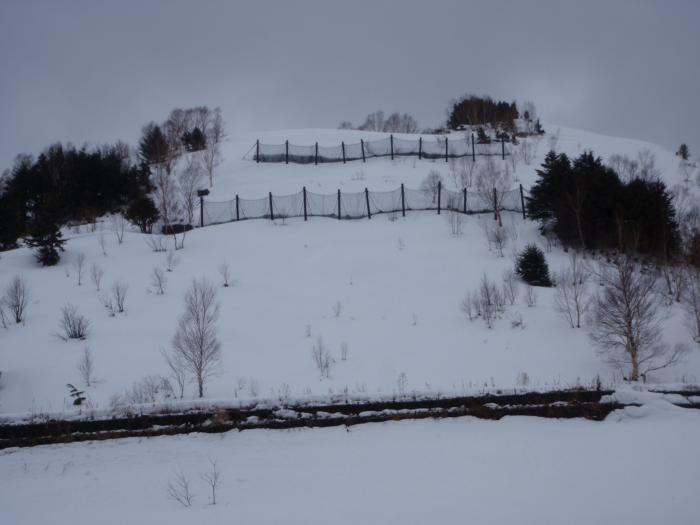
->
[[73, 252, 86, 286], [483, 221, 510, 257], [3, 276, 29, 324], [0, 304, 8, 329], [682, 267, 700, 343], [659, 263, 686, 305], [179, 155, 204, 230], [516, 371, 530, 387], [510, 312, 525, 329], [554, 252, 590, 328], [201, 459, 222, 505], [397, 237, 405, 250], [518, 140, 536, 165], [305, 324, 312, 338], [446, 210, 464, 236], [588, 256, 688, 381], [167, 471, 194, 507], [171, 277, 221, 397], [165, 249, 179, 271], [340, 342, 349, 361], [479, 274, 504, 328], [60, 303, 90, 340], [218, 261, 231, 287], [90, 263, 104, 291], [420, 170, 443, 205], [475, 157, 512, 226], [524, 285, 537, 307], [161, 348, 187, 398], [111, 214, 127, 244], [127, 374, 173, 404], [111, 281, 129, 313], [77, 347, 95, 387], [460, 291, 480, 322], [312, 336, 333, 378], [145, 235, 168, 253], [98, 234, 107, 256], [502, 270, 520, 305], [151, 266, 167, 295], [396, 372, 408, 395], [332, 301, 343, 318]]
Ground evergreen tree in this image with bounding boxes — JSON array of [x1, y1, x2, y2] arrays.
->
[[182, 127, 207, 152], [138, 123, 169, 165], [516, 244, 553, 287], [125, 194, 159, 233], [676, 143, 689, 161], [25, 198, 65, 266]]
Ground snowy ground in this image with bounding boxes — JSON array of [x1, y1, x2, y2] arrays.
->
[[0, 124, 698, 419], [1, 401, 699, 524]]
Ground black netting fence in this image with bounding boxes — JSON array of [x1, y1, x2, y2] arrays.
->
[[251, 135, 509, 164], [201, 184, 527, 227]]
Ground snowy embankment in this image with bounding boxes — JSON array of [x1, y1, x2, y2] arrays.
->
[[1, 399, 699, 524], [0, 124, 698, 420]]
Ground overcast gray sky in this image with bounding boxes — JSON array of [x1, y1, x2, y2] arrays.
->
[[1, 0, 698, 170]]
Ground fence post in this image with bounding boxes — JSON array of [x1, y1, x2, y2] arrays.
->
[[342, 142, 346, 164], [401, 183, 406, 217], [419, 137, 422, 160], [471, 133, 476, 162], [519, 183, 526, 220], [269, 191, 274, 221], [235, 194, 240, 221], [501, 136, 505, 160], [492, 188, 498, 221], [390, 135, 394, 160], [256, 139, 260, 163], [200, 196, 205, 227], [361, 139, 366, 162], [463, 187, 467, 214], [315, 142, 318, 165], [437, 181, 441, 215], [303, 186, 308, 221], [365, 187, 371, 219], [337, 189, 342, 219], [445, 137, 449, 162], [285, 140, 289, 164]]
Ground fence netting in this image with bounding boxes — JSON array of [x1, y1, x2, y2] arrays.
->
[[252, 135, 508, 164], [202, 185, 525, 226]]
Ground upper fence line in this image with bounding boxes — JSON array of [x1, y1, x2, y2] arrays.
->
[[251, 134, 510, 165], [200, 182, 527, 227]]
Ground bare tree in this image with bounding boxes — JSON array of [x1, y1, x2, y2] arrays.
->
[[178, 154, 204, 229], [553, 251, 590, 328], [145, 234, 168, 253], [502, 269, 520, 305], [524, 285, 537, 307], [90, 263, 104, 291], [111, 281, 129, 313], [311, 336, 333, 378], [161, 347, 186, 398], [151, 266, 167, 295], [73, 252, 86, 286], [111, 214, 127, 245], [171, 277, 222, 397], [167, 471, 194, 507], [201, 459, 222, 505], [475, 158, 512, 226], [77, 347, 95, 387], [483, 220, 510, 257], [682, 267, 700, 343], [3, 276, 29, 324], [60, 303, 90, 340], [420, 170, 443, 205], [589, 257, 688, 381], [165, 249, 179, 272], [98, 234, 107, 256], [218, 261, 231, 287]]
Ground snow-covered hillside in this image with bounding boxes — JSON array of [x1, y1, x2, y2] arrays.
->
[[0, 125, 698, 418]]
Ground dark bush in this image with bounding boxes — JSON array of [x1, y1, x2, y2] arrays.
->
[[516, 244, 553, 287], [125, 195, 159, 233]]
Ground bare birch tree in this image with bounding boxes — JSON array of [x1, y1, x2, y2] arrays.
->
[[171, 277, 221, 397], [553, 251, 590, 328], [77, 347, 95, 387], [475, 157, 512, 227], [178, 154, 204, 235], [73, 252, 86, 286], [588, 256, 687, 381]]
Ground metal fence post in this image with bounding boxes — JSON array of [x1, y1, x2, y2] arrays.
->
[[235, 194, 240, 221], [418, 137, 422, 160], [401, 183, 406, 217], [256, 139, 260, 163], [365, 187, 371, 219], [501, 136, 505, 160], [492, 188, 498, 221], [445, 137, 448, 162], [315, 142, 318, 165], [303, 186, 308, 221], [337, 189, 342, 219], [342, 142, 346, 164], [519, 184, 526, 220], [269, 191, 274, 220], [361, 139, 366, 162], [471, 133, 475, 162], [390, 135, 394, 160], [200, 196, 205, 227], [463, 187, 467, 214], [437, 181, 441, 215], [285, 140, 289, 164]]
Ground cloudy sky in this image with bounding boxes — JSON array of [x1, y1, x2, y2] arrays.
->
[[1, 0, 698, 170]]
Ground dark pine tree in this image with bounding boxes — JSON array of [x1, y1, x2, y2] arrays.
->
[[138, 123, 169, 165], [676, 143, 689, 161], [25, 197, 65, 266], [182, 127, 207, 152], [516, 244, 553, 287], [125, 194, 160, 233]]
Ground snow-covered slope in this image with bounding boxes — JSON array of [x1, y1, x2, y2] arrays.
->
[[0, 125, 698, 418]]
